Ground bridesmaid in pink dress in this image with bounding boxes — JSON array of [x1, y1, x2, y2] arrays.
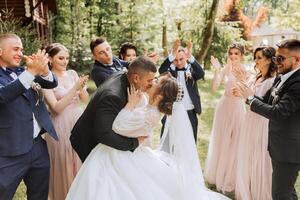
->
[[205, 43, 248, 193], [43, 43, 89, 200], [234, 46, 277, 200]]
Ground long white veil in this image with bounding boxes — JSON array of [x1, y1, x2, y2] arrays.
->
[[158, 102, 205, 190], [157, 102, 230, 200]]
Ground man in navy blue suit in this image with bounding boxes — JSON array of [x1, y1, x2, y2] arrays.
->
[[90, 37, 129, 87], [90, 37, 159, 87], [0, 34, 58, 200], [159, 39, 205, 143]]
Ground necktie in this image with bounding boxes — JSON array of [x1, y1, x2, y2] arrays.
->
[[274, 75, 282, 89]]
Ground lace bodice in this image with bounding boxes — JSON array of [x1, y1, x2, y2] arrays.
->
[[112, 94, 161, 138]]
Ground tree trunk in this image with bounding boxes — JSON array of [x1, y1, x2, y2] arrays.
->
[[162, 19, 168, 57], [160, 0, 168, 57], [129, 0, 136, 41], [70, 0, 75, 61], [89, 0, 95, 39], [115, 2, 121, 25], [75, 0, 82, 70], [195, 0, 220, 64]]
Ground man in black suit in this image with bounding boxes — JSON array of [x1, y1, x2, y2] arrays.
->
[[159, 39, 204, 142], [71, 56, 157, 162], [0, 34, 58, 200], [90, 37, 128, 87], [238, 39, 300, 200], [90, 37, 159, 88]]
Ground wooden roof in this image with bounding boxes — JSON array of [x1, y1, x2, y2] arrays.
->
[[0, 0, 57, 19], [46, 0, 57, 13]]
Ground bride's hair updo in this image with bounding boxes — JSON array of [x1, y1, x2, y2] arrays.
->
[[156, 74, 183, 115]]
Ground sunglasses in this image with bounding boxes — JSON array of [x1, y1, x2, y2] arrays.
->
[[272, 55, 296, 63]]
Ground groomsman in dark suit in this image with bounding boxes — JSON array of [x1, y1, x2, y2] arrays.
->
[[90, 37, 159, 88], [90, 37, 128, 87], [71, 56, 156, 162], [159, 39, 205, 142], [238, 39, 300, 200], [0, 34, 58, 200]]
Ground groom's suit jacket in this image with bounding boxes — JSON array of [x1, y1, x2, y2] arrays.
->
[[250, 69, 300, 163], [0, 67, 58, 156], [70, 71, 139, 162]]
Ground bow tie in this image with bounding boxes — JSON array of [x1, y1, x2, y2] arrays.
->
[[176, 68, 186, 71], [6, 67, 23, 75]]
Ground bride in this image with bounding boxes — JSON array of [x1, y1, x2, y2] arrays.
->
[[66, 75, 230, 200]]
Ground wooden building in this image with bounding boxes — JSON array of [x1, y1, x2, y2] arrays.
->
[[0, 0, 57, 41], [251, 24, 300, 48]]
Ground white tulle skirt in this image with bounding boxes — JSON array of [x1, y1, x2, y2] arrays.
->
[[66, 144, 181, 200], [66, 144, 230, 200]]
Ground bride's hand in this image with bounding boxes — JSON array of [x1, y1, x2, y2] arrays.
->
[[137, 136, 148, 145], [126, 85, 142, 110]]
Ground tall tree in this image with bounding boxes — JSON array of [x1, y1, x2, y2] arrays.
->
[[195, 0, 220, 63]]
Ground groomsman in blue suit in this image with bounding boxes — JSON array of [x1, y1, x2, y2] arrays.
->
[[90, 37, 129, 87], [0, 34, 58, 200], [159, 39, 205, 143]]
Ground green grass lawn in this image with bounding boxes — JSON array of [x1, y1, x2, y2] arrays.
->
[[13, 71, 300, 199]]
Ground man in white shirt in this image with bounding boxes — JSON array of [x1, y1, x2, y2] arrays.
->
[[238, 39, 300, 200], [159, 39, 205, 142]]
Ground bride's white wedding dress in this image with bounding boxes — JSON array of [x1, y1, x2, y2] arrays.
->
[[66, 95, 230, 200]]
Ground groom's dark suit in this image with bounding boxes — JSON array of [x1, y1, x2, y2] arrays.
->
[[70, 71, 139, 162], [250, 68, 300, 200]]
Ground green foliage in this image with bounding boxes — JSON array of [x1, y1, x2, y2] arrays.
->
[[204, 21, 246, 68], [164, 0, 247, 68], [6, 0, 294, 70], [50, 0, 91, 70], [242, 0, 300, 31], [0, 9, 42, 55], [50, 0, 164, 69], [273, 0, 300, 31]]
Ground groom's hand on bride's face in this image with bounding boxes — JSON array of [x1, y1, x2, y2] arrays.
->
[[137, 136, 148, 145]]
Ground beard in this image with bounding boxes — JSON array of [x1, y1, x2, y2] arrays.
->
[[277, 64, 293, 75]]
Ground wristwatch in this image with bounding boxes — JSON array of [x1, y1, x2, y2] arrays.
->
[[246, 96, 255, 105]]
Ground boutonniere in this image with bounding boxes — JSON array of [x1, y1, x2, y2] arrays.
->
[[271, 87, 279, 98], [31, 82, 44, 106], [185, 69, 195, 85], [271, 87, 280, 105], [122, 67, 128, 72], [185, 70, 192, 80], [31, 82, 41, 91]]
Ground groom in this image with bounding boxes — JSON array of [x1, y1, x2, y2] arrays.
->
[[71, 56, 157, 161], [238, 39, 300, 200]]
